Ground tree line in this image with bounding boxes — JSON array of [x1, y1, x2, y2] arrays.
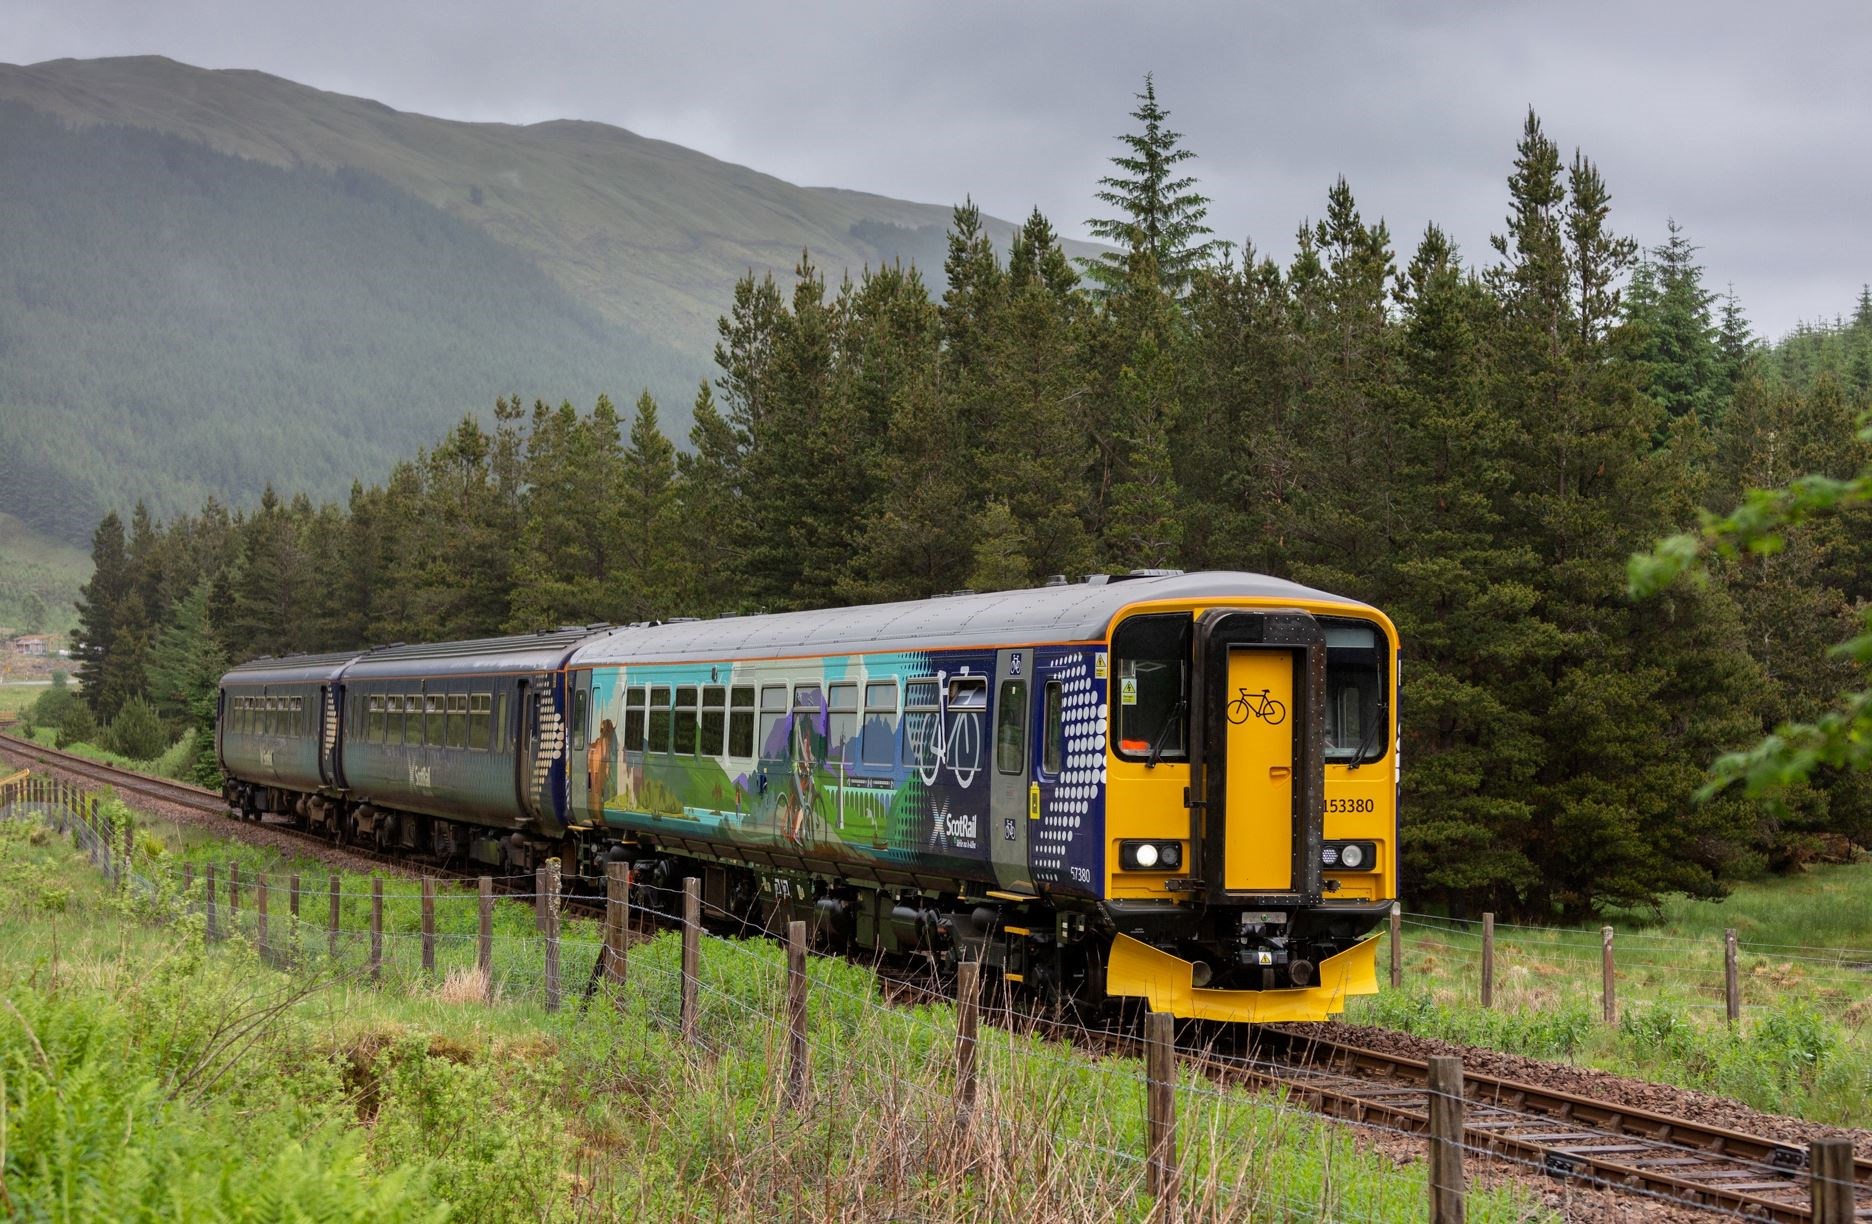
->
[[68, 81, 1872, 919]]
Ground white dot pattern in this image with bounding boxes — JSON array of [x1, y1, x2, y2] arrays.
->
[[1032, 654, 1106, 883]]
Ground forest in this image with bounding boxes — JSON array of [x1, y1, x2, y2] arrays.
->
[[57, 86, 1872, 920]]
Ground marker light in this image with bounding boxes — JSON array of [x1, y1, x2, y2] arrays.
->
[[1135, 842, 1160, 868]]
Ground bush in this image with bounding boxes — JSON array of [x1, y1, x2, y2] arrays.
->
[[27, 684, 97, 748], [105, 695, 168, 761]]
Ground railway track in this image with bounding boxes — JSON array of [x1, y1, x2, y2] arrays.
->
[[1250, 1031, 1872, 1222], [6, 732, 1867, 1219]]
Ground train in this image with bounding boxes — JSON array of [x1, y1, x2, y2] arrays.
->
[[217, 570, 1399, 1022]]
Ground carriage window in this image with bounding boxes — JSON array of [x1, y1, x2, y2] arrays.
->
[[385, 695, 404, 745], [996, 680, 1028, 775], [674, 686, 699, 756], [496, 692, 510, 753], [1044, 681, 1064, 774], [424, 694, 444, 746], [648, 686, 672, 754], [447, 694, 469, 749], [623, 686, 646, 752], [1113, 614, 1190, 761], [861, 681, 898, 767], [729, 686, 755, 759], [948, 676, 988, 710], [758, 686, 788, 758], [792, 684, 822, 712], [826, 683, 858, 761], [268, 698, 281, 736], [468, 694, 492, 750], [1325, 621, 1388, 765], [571, 689, 588, 753], [700, 686, 727, 756]]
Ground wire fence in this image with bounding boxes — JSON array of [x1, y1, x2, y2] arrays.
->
[[0, 769, 1862, 1222]]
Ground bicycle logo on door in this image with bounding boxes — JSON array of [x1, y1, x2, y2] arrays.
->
[[906, 671, 983, 788], [1227, 687, 1287, 727]]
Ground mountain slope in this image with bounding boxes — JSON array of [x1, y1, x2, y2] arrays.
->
[[0, 55, 1096, 561], [0, 56, 1074, 355]]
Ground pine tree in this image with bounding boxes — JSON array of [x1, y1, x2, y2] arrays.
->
[[613, 391, 684, 621], [72, 511, 130, 721], [676, 382, 750, 616], [1626, 219, 1722, 425], [1083, 74, 1227, 297]]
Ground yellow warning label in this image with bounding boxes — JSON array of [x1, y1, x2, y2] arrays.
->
[[1028, 781, 1041, 821]]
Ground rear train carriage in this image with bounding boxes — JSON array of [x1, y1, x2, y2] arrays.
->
[[219, 651, 362, 810], [563, 570, 1399, 1022]]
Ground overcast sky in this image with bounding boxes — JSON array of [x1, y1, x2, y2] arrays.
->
[[13, 0, 1871, 339]]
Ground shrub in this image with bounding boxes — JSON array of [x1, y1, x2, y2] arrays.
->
[[105, 695, 168, 760]]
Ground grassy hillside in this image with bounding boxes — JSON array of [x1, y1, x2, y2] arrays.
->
[[0, 56, 1094, 359], [0, 98, 709, 545], [0, 512, 87, 634]]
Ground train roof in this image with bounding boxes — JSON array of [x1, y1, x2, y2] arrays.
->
[[569, 571, 1376, 666], [338, 625, 613, 680], [222, 626, 613, 687], [221, 650, 365, 687]]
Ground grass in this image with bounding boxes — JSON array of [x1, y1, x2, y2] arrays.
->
[[0, 804, 1553, 1222], [8, 725, 201, 784], [0, 684, 50, 717], [1350, 864, 1872, 1126]]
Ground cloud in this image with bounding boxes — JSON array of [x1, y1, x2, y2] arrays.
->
[[11, 0, 1871, 336]]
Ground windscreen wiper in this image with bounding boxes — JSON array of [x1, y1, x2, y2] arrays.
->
[[1344, 708, 1382, 771], [1146, 699, 1187, 768]]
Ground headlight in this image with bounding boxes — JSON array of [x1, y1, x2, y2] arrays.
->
[[1322, 840, 1378, 872], [1120, 840, 1184, 871]]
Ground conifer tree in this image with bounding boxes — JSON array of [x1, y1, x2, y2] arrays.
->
[[73, 510, 130, 720], [614, 391, 684, 622], [676, 382, 750, 616], [1083, 75, 1227, 297]]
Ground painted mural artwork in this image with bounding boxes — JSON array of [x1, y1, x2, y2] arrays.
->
[[576, 648, 1110, 893]]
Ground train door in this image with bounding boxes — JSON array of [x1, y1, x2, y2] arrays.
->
[[1192, 610, 1326, 905], [988, 648, 1034, 895], [318, 685, 339, 788], [514, 678, 537, 821]]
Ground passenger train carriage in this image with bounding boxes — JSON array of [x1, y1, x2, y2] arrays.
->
[[218, 571, 1399, 1023]]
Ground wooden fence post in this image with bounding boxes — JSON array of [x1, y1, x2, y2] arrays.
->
[[1601, 926, 1617, 1025], [257, 875, 270, 960], [1144, 1010, 1178, 1216], [680, 877, 700, 1044], [478, 876, 494, 1004], [543, 858, 562, 1013], [328, 875, 341, 959], [1811, 1137, 1854, 1224], [786, 919, 808, 1106], [1480, 912, 1494, 1009], [228, 861, 240, 927], [121, 821, 133, 891], [420, 877, 436, 975], [1427, 1055, 1467, 1224], [1389, 903, 1403, 989], [205, 861, 219, 940], [955, 958, 981, 1121], [604, 862, 628, 989], [183, 861, 194, 895], [369, 877, 383, 984], [289, 873, 300, 921], [1724, 928, 1741, 1026]]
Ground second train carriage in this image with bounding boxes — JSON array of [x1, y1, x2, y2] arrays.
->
[[217, 570, 1400, 1022]]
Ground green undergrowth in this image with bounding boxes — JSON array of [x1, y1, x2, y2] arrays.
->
[[1351, 868, 1872, 1126], [0, 813, 1556, 1221], [8, 725, 199, 783]]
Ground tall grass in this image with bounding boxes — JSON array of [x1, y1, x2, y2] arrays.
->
[[0, 813, 1554, 1221]]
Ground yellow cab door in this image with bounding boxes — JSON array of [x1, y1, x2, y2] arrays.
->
[[1223, 649, 1294, 891], [1193, 610, 1325, 905]]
